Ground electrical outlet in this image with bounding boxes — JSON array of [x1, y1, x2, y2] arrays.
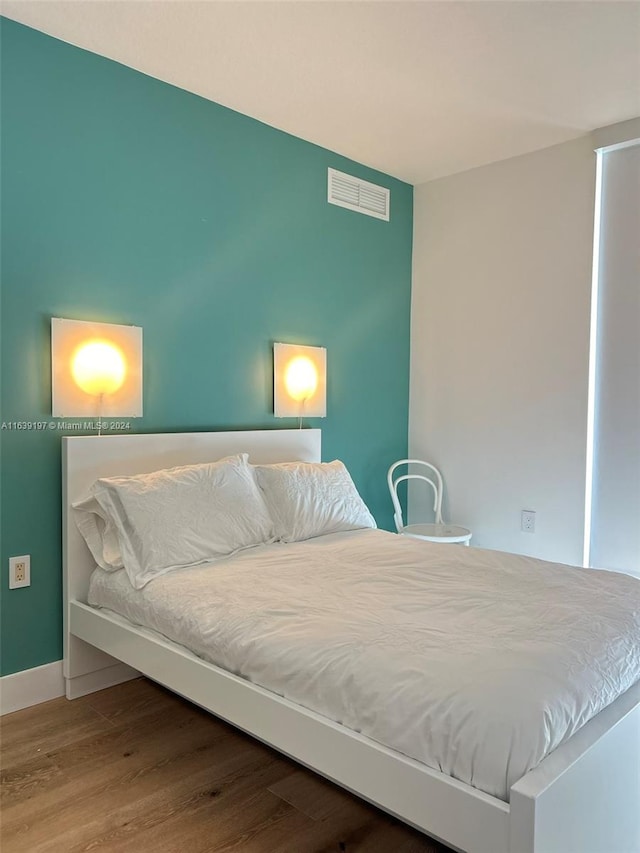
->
[[9, 555, 30, 589], [521, 510, 536, 533]]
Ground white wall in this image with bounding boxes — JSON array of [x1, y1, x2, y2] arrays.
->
[[409, 137, 596, 564], [590, 141, 640, 574]]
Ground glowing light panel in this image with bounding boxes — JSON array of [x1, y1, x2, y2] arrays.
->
[[274, 342, 326, 419], [51, 318, 142, 417], [71, 340, 127, 396], [284, 356, 318, 401]]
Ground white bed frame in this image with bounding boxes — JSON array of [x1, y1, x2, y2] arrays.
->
[[62, 430, 640, 853]]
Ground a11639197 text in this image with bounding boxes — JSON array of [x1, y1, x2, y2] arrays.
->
[[1, 420, 132, 431]]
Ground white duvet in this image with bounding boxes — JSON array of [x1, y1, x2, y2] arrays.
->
[[88, 529, 640, 801]]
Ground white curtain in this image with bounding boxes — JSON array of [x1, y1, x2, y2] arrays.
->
[[589, 140, 640, 575]]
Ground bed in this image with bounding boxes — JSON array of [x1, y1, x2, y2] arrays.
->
[[63, 429, 640, 853]]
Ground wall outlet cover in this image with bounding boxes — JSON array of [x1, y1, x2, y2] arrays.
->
[[9, 555, 31, 589], [521, 510, 536, 533]]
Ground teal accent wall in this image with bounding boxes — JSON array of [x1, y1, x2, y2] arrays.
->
[[0, 19, 413, 676]]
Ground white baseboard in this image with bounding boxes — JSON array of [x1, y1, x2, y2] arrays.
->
[[0, 660, 65, 715]]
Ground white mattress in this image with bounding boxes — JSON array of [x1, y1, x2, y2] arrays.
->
[[88, 528, 640, 801]]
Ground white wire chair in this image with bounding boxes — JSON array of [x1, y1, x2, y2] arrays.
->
[[387, 459, 472, 545]]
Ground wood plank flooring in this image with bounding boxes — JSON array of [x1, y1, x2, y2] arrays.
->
[[1, 678, 452, 853]]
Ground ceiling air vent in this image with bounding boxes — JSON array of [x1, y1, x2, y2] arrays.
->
[[328, 168, 390, 221]]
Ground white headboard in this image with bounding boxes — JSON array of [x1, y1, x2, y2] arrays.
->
[[62, 429, 321, 687]]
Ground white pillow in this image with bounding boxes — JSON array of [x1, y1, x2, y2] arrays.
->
[[90, 454, 275, 588], [254, 460, 376, 543], [72, 495, 124, 571]]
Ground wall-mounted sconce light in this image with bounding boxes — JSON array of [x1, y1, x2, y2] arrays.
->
[[51, 318, 142, 419], [274, 342, 326, 420]]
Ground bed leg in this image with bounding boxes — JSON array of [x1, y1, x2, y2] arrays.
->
[[509, 697, 640, 853], [64, 634, 138, 699]]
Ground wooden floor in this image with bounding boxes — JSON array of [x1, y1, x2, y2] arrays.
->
[[1, 678, 451, 853]]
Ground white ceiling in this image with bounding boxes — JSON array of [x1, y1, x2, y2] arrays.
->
[[2, 1, 639, 184]]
